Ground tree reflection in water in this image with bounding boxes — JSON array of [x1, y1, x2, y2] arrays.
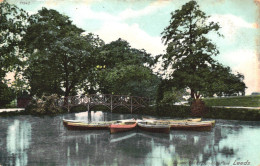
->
[[0, 119, 32, 166]]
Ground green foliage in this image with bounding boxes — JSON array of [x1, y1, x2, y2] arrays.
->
[[25, 94, 63, 115], [203, 95, 260, 107], [0, 1, 28, 72], [160, 89, 184, 104], [0, 82, 16, 108], [92, 38, 159, 98], [156, 79, 188, 105], [97, 38, 155, 67], [0, 1, 28, 102], [159, 0, 246, 99], [23, 8, 104, 97], [157, 104, 191, 117]]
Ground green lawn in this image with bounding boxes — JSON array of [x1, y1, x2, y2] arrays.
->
[[203, 95, 260, 107]]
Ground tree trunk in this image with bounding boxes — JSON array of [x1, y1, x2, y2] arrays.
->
[[191, 98, 205, 117], [190, 89, 195, 100], [190, 89, 205, 116]]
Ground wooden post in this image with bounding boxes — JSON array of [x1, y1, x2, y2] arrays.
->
[[67, 104, 70, 113], [67, 97, 70, 112], [111, 95, 113, 112], [130, 96, 133, 113], [88, 109, 91, 122]]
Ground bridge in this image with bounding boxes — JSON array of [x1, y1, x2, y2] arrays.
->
[[56, 94, 150, 113]]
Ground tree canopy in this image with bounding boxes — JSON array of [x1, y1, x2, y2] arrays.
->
[[0, 1, 28, 105], [0, 1, 28, 75], [0, 0, 247, 109], [159, 0, 246, 99], [92, 38, 159, 98], [23, 8, 104, 97]]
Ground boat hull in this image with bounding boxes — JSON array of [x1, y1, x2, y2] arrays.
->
[[137, 122, 170, 134], [203, 120, 216, 127], [142, 118, 201, 123], [65, 122, 111, 130], [109, 122, 137, 134], [63, 118, 133, 126], [170, 122, 212, 131], [63, 119, 85, 126]]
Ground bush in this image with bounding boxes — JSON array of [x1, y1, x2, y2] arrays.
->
[[0, 82, 16, 108], [25, 94, 64, 115], [156, 104, 191, 117]]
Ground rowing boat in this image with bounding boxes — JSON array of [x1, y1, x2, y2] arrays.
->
[[141, 118, 214, 131], [63, 118, 135, 126], [169, 122, 212, 131], [109, 120, 137, 134], [63, 119, 86, 126], [142, 117, 202, 123], [137, 121, 170, 134], [203, 120, 216, 127], [65, 118, 136, 130], [65, 121, 116, 130]]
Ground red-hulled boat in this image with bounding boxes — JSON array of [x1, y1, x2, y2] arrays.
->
[[109, 120, 137, 134], [137, 121, 170, 134]]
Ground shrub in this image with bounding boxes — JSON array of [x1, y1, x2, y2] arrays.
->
[[156, 104, 191, 117], [25, 94, 64, 115], [0, 82, 16, 108]]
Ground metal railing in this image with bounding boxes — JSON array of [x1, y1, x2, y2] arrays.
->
[[56, 94, 150, 113]]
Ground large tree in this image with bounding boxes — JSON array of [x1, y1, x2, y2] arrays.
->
[[0, 1, 28, 105], [160, 0, 246, 99], [91, 38, 159, 98], [23, 8, 104, 97]]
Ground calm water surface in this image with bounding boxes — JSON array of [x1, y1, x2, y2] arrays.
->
[[0, 111, 260, 166]]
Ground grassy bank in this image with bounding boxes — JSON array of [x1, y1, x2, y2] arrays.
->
[[156, 104, 260, 121], [204, 107, 260, 121], [203, 95, 260, 107]]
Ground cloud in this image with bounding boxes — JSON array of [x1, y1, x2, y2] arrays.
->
[[119, 0, 170, 20], [95, 22, 165, 56], [71, 0, 168, 56], [220, 49, 255, 67], [73, 6, 117, 21], [209, 14, 257, 41], [43, 0, 97, 7], [230, 50, 259, 94], [69, 0, 170, 23]]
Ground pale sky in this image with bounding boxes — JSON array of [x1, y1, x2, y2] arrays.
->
[[6, 0, 260, 95]]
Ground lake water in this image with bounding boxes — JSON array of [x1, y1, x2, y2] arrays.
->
[[0, 111, 260, 166]]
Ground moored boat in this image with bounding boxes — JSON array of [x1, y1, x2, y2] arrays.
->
[[63, 119, 86, 126], [142, 117, 202, 123], [66, 121, 115, 130], [203, 120, 216, 127], [109, 120, 137, 134], [137, 121, 171, 134], [169, 122, 212, 131]]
